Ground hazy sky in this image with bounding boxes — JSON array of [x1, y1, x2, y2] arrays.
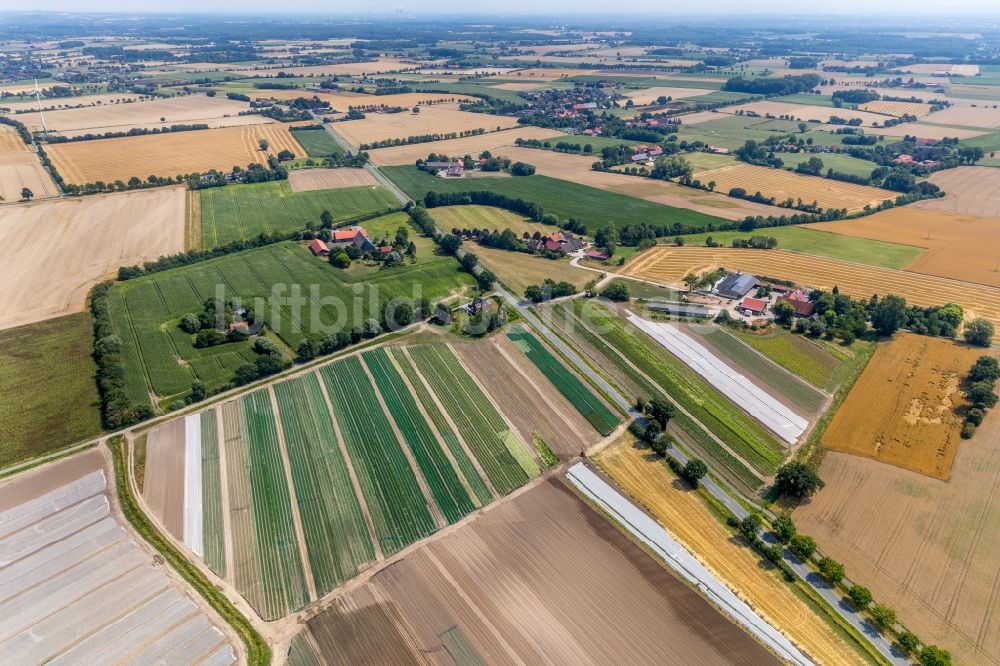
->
[[13, 1, 1000, 16]]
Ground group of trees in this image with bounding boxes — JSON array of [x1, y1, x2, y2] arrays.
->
[[960, 356, 999, 439], [524, 278, 576, 303], [424, 189, 544, 221], [722, 73, 821, 96]]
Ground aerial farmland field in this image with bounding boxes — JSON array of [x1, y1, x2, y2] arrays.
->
[[45, 124, 304, 185], [366, 125, 565, 165], [913, 166, 1000, 217], [331, 105, 519, 149], [286, 167, 378, 192], [0, 125, 58, 200]]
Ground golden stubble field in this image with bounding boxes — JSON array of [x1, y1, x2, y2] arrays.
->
[[808, 207, 1000, 287], [366, 126, 564, 165], [251, 89, 476, 110], [287, 168, 379, 192], [596, 438, 865, 664], [795, 380, 1000, 665], [0, 126, 58, 201], [332, 105, 519, 148], [623, 246, 1000, 340], [913, 166, 1000, 217], [46, 123, 304, 184], [822, 333, 981, 479], [859, 100, 933, 118], [0, 186, 186, 330], [691, 163, 894, 213], [720, 100, 891, 126]]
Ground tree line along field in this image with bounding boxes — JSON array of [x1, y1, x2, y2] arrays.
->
[[109, 218, 474, 408], [543, 300, 780, 492], [139, 338, 615, 620], [45, 124, 305, 186], [382, 165, 726, 235], [198, 179, 399, 249], [624, 246, 1000, 342]]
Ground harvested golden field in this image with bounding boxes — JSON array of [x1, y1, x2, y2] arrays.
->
[[46, 124, 303, 185], [858, 121, 987, 141], [808, 207, 1000, 287], [246, 58, 420, 77], [0, 126, 58, 201], [301, 478, 778, 665], [14, 94, 260, 136], [366, 125, 564, 165], [251, 89, 475, 110], [621, 86, 714, 105], [913, 166, 1000, 217], [331, 106, 519, 149], [490, 81, 550, 91], [623, 246, 1000, 340], [0, 92, 144, 113], [922, 104, 1000, 128], [287, 167, 379, 192], [859, 100, 933, 117], [471, 244, 592, 295], [691, 163, 894, 213], [498, 146, 790, 220], [428, 204, 561, 237], [721, 100, 890, 126], [822, 333, 981, 479], [0, 187, 186, 330], [495, 67, 599, 80], [795, 398, 1000, 665], [891, 63, 980, 76], [596, 438, 867, 665]]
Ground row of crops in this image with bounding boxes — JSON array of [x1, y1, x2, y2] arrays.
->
[[200, 342, 549, 619], [550, 301, 767, 490], [506, 326, 621, 436]]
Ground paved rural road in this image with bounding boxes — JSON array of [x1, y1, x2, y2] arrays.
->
[[504, 288, 910, 665]]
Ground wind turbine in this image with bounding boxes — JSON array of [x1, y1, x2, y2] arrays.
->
[[30, 78, 48, 139]]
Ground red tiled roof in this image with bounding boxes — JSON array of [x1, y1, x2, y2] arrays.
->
[[739, 297, 767, 313], [309, 239, 329, 255], [333, 226, 368, 241]]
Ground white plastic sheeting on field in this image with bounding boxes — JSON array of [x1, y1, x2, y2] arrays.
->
[[566, 463, 813, 666], [626, 314, 807, 444], [183, 413, 204, 557]]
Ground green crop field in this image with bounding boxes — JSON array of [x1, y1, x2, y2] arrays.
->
[[506, 326, 620, 435], [389, 348, 494, 505], [274, 374, 375, 596], [776, 152, 878, 179], [362, 349, 476, 524], [200, 180, 398, 249], [110, 232, 472, 407], [290, 127, 345, 158], [240, 390, 310, 619], [200, 409, 227, 578], [0, 313, 103, 467], [320, 357, 437, 556], [675, 225, 924, 269], [408, 345, 536, 495], [381, 166, 726, 234], [550, 302, 763, 490], [727, 327, 846, 390]]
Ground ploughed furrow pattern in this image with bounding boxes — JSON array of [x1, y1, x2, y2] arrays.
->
[[362, 349, 476, 524], [200, 409, 226, 578], [409, 345, 531, 496], [240, 390, 310, 619], [506, 326, 621, 436], [274, 374, 376, 597], [319, 357, 437, 557], [389, 348, 494, 506]]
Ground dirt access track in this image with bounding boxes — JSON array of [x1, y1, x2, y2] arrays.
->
[[297, 477, 779, 665], [0, 186, 186, 330]]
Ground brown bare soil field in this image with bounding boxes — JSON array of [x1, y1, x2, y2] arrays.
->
[[691, 163, 894, 213], [676, 109, 729, 125], [912, 166, 1000, 217], [455, 337, 602, 458], [143, 417, 186, 540], [891, 63, 980, 76], [498, 146, 791, 220], [46, 124, 303, 185], [303, 478, 778, 665], [860, 100, 933, 117], [623, 86, 715, 105], [252, 89, 475, 110], [822, 333, 981, 479], [795, 396, 1000, 665], [0, 186, 186, 330], [921, 104, 1000, 128], [856, 122, 986, 141], [14, 94, 258, 135], [332, 106, 519, 149], [597, 438, 866, 664], [623, 247, 1000, 340], [0, 128, 58, 202], [808, 207, 1000, 287], [721, 100, 891, 126], [248, 58, 421, 77], [366, 126, 564, 165], [287, 168, 379, 192]]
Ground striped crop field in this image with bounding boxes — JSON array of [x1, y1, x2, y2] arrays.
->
[[362, 349, 477, 524], [572, 300, 785, 475], [320, 357, 438, 556], [506, 326, 621, 436], [274, 374, 376, 597], [389, 348, 495, 506], [408, 345, 538, 495], [200, 409, 226, 578]]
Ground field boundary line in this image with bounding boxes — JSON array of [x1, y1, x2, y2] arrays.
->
[[314, 369, 384, 561], [358, 355, 448, 530], [266, 386, 318, 602]]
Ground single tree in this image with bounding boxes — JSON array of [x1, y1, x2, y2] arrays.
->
[[848, 584, 872, 608], [897, 631, 920, 655], [963, 317, 995, 347], [918, 646, 951, 666], [772, 514, 796, 543], [258, 138, 269, 151], [818, 556, 845, 584], [682, 458, 708, 486], [738, 513, 762, 542], [869, 603, 897, 630], [774, 461, 825, 500], [871, 294, 908, 336], [773, 300, 796, 326], [646, 398, 676, 429], [20, 187, 33, 201], [788, 534, 817, 560]]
